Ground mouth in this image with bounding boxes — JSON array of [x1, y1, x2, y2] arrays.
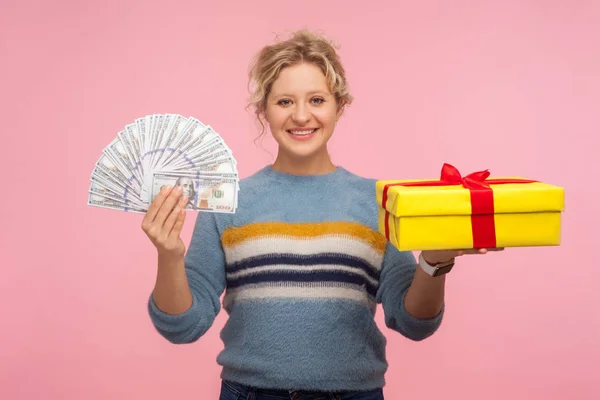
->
[[286, 128, 318, 140]]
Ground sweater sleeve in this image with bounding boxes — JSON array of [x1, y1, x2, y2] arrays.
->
[[376, 243, 444, 341], [147, 211, 227, 344]]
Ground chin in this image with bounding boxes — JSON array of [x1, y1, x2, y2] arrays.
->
[[280, 142, 329, 159], [277, 131, 331, 156]]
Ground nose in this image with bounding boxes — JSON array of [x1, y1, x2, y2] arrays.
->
[[291, 103, 310, 124]]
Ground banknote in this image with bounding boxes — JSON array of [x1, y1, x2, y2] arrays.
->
[[160, 120, 205, 164], [152, 115, 190, 170], [171, 138, 234, 169], [89, 175, 146, 208], [182, 156, 238, 173], [151, 172, 238, 213], [88, 113, 239, 213], [87, 193, 146, 213]]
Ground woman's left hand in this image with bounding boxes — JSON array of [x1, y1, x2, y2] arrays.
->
[[421, 248, 505, 265]]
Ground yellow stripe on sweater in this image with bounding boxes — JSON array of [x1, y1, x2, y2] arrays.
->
[[222, 221, 387, 254]]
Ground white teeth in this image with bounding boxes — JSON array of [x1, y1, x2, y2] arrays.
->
[[288, 129, 316, 136]]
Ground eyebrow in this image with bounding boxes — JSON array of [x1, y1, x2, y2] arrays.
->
[[271, 91, 331, 98]]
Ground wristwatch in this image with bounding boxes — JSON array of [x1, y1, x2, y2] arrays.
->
[[418, 252, 455, 277]]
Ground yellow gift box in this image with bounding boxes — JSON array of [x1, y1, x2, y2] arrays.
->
[[376, 163, 565, 251]]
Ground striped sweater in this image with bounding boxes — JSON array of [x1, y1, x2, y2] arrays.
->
[[148, 165, 444, 392]]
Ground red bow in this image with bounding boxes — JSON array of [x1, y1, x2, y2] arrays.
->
[[381, 163, 536, 248]]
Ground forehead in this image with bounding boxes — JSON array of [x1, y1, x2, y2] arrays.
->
[[270, 63, 330, 95]]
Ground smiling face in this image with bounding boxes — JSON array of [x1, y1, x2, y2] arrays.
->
[[264, 62, 342, 161]]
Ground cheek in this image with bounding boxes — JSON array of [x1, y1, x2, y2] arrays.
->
[[265, 109, 287, 130], [315, 108, 338, 128]]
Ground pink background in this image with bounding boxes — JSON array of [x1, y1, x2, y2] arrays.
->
[[1, 0, 599, 398]]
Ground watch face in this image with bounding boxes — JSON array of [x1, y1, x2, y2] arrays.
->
[[433, 263, 455, 277]]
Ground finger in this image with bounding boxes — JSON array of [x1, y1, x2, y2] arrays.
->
[[169, 208, 186, 238], [461, 248, 505, 255], [154, 186, 183, 226], [458, 248, 487, 255], [473, 248, 504, 253], [145, 186, 172, 224], [163, 195, 187, 234]]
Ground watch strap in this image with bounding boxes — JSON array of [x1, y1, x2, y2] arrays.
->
[[418, 252, 455, 277]]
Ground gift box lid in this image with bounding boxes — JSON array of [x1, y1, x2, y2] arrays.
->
[[376, 164, 565, 217]]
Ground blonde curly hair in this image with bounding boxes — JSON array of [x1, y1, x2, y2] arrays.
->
[[247, 29, 353, 138]]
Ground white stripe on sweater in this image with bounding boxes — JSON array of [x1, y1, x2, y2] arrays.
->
[[223, 235, 384, 271], [223, 282, 376, 312]]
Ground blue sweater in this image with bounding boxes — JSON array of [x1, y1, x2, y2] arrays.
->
[[148, 165, 444, 391]]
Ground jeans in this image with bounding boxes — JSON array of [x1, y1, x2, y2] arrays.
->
[[219, 380, 384, 400]]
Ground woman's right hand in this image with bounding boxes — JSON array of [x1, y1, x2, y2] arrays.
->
[[141, 185, 189, 260]]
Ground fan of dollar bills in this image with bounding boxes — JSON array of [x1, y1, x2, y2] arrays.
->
[[88, 113, 239, 214]]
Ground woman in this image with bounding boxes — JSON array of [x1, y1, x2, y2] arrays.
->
[[142, 30, 497, 400]]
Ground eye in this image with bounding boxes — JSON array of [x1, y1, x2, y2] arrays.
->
[[277, 99, 292, 106], [311, 97, 325, 105]]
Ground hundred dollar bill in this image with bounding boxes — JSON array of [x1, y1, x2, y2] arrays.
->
[[171, 138, 235, 169], [190, 148, 235, 168], [149, 114, 174, 168], [145, 114, 157, 157], [135, 115, 148, 160], [153, 115, 190, 169], [160, 171, 240, 193], [174, 126, 222, 159], [136, 114, 154, 173], [168, 136, 222, 169], [124, 123, 144, 179], [151, 172, 238, 213], [104, 135, 138, 181], [166, 170, 239, 180], [87, 193, 146, 213], [90, 175, 145, 207], [145, 114, 161, 169], [103, 138, 142, 188], [159, 119, 219, 168], [117, 129, 143, 184], [92, 154, 141, 194], [180, 156, 238, 174]]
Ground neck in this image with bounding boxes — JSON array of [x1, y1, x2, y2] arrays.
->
[[272, 149, 336, 176]]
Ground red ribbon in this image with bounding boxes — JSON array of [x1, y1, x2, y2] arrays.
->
[[381, 163, 536, 248]]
